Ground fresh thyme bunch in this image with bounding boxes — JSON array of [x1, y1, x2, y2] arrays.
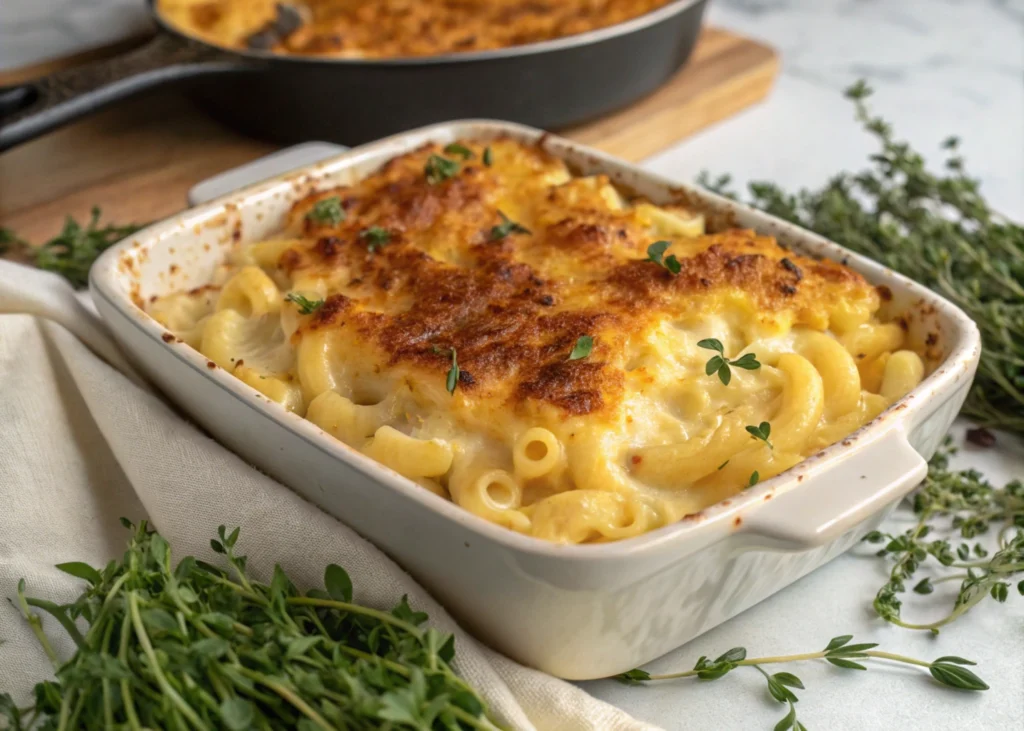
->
[[1, 521, 500, 731], [700, 82, 1024, 435], [865, 437, 1024, 632], [0, 206, 144, 289]]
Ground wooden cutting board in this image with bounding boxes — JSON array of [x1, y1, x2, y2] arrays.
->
[[0, 28, 777, 245]]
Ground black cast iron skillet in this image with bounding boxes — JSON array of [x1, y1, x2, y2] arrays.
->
[[0, 0, 708, 152]]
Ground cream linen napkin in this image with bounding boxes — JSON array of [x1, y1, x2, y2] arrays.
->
[[0, 269, 660, 731]]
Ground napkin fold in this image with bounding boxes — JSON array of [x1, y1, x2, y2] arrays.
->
[[0, 268, 659, 731]]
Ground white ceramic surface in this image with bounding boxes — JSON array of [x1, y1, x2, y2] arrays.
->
[[88, 121, 980, 680]]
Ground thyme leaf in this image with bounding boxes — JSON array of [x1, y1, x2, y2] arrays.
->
[[568, 335, 594, 361], [646, 240, 681, 274], [489, 211, 531, 241], [746, 421, 773, 449], [306, 196, 345, 226], [425, 154, 460, 185], [444, 143, 473, 160], [360, 226, 392, 252], [444, 347, 460, 395]]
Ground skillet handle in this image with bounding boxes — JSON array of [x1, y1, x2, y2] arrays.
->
[[0, 33, 249, 152]]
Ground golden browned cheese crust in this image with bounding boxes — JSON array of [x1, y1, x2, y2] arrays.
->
[[146, 137, 921, 543], [158, 0, 675, 57], [274, 139, 878, 419]]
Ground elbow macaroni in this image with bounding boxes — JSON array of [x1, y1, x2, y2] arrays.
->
[[513, 428, 564, 481], [146, 138, 929, 544]]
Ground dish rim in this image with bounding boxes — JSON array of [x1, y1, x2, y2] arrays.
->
[[90, 118, 982, 561], [152, 0, 705, 66]]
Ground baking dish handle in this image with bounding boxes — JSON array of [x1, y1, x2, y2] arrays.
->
[[743, 429, 927, 550], [0, 259, 138, 376], [187, 142, 348, 206]]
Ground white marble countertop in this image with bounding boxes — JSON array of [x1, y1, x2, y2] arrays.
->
[[1, 0, 1022, 729], [646, 0, 1024, 221]]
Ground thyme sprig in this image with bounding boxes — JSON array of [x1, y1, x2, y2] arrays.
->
[[2, 207, 144, 289], [1, 521, 500, 731], [698, 338, 761, 385], [617, 635, 986, 731], [699, 82, 1024, 435], [285, 292, 324, 314], [865, 437, 1024, 632]]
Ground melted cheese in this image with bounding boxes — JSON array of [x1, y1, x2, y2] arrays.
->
[[147, 139, 927, 544], [157, 0, 675, 57]]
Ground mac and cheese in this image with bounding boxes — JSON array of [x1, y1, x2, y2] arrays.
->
[[147, 139, 927, 544], [158, 0, 675, 57]]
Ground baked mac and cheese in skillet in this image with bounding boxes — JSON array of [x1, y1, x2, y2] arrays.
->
[[148, 139, 928, 544], [157, 0, 676, 57]]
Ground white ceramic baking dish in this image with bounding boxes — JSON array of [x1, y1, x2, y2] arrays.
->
[[88, 121, 981, 680]]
